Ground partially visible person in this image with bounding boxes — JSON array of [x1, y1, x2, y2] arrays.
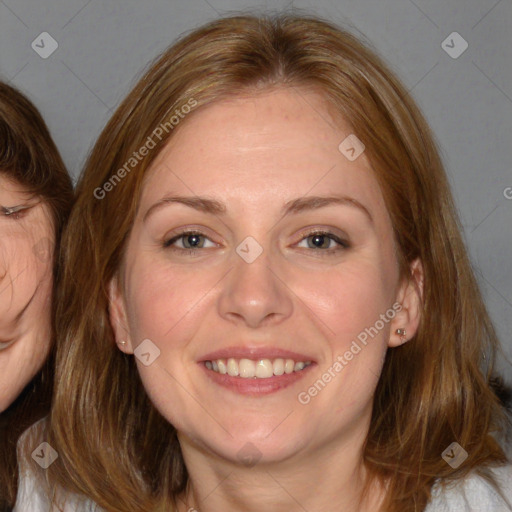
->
[[0, 81, 74, 511]]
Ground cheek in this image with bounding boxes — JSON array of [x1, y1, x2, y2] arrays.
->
[[299, 258, 392, 345], [125, 259, 211, 348], [0, 331, 52, 412], [295, 258, 393, 404], [0, 238, 50, 308], [126, 262, 208, 429]]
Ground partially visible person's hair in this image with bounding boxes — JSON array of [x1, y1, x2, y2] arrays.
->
[[45, 12, 511, 512], [0, 81, 74, 509]]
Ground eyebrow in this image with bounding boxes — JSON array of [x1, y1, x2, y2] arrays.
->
[[142, 194, 373, 224]]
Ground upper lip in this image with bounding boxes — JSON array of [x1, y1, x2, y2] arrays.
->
[[199, 346, 316, 363]]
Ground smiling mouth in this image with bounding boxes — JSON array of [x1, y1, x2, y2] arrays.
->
[[205, 357, 312, 379], [201, 357, 315, 396]]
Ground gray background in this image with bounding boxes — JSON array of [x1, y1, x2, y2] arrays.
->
[[1, 0, 511, 377]]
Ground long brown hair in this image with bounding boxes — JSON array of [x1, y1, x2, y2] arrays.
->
[[0, 82, 74, 508], [46, 13, 511, 511]]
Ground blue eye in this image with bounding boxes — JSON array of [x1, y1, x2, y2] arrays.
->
[[163, 231, 211, 249], [297, 231, 350, 254], [163, 229, 349, 258]]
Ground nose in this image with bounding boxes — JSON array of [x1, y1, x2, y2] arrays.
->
[[217, 245, 294, 329]]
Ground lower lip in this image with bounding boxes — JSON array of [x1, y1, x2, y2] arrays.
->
[[200, 362, 316, 396]]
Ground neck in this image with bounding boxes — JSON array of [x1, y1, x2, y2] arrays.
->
[[176, 410, 385, 512]]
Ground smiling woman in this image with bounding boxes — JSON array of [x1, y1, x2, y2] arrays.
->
[[18, 12, 512, 512], [0, 82, 73, 510]]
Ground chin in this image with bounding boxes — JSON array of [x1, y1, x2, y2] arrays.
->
[[196, 427, 308, 467]]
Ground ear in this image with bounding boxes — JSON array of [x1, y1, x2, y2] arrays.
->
[[388, 257, 424, 348], [107, 274, 134, 354]]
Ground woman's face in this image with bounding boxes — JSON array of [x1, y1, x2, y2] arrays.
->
[[110, 87, 422, 466], [0, 175, 54, 412]]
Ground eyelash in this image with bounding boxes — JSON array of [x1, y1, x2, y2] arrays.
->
[[1, 206, 30, 219], [162, 229, 350, 257]]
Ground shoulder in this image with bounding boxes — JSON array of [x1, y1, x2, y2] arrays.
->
[[426, 463, 512, 512], [13, 417, 101, 512], [13, 417, 50, 511]]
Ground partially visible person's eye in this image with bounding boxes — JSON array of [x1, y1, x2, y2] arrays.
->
[[1, 204, 32, 219], [295, 229, 350, 257]]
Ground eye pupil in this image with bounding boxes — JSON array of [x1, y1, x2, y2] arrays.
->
[[310, 234, 328, 249], [185, 234, 202, 248]]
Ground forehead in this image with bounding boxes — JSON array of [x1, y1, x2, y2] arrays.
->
[[0, 173, 27, 192], [139, 87, 388, 221], [0, 174, 34, 202]]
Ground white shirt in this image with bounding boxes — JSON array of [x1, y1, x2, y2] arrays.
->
[[13, 418, 99, 512], [14, 420, 512, 511], [425, 463, 512, 511]]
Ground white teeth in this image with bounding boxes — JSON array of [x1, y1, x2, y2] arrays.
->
[[206, 357, 312, 378], [273, 358, 285, 375], [255, 359, 273, 378], [217, 359, 227, 374], [239, 359, 256, 378], [227, 358, 239, 377]]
